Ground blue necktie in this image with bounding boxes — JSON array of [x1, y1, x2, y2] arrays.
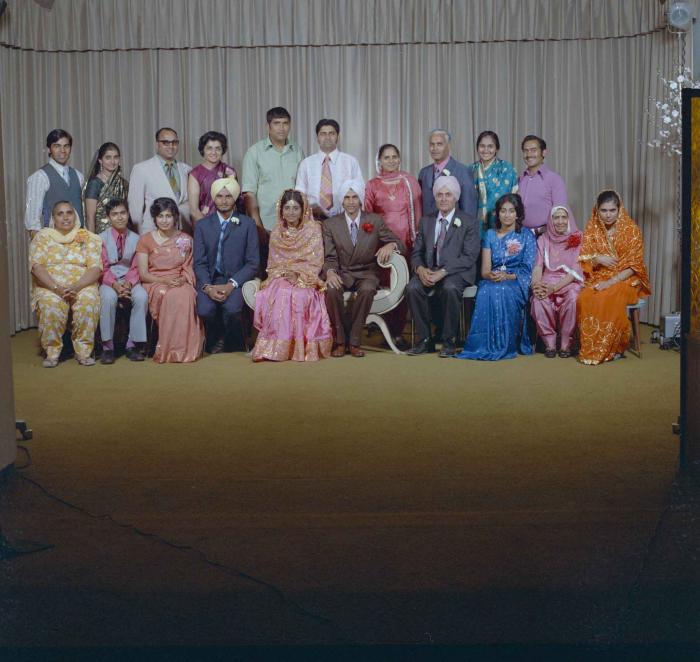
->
[[215, 220, 227, 274]]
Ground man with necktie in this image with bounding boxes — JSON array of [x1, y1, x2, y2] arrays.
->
[[295, 119, 364, 220], [322, 179, 403, 357], [417, 129, 478, 219], [128, 127, 192, 234], [406, 175, 480, 357], [193, 177, 259, 353]]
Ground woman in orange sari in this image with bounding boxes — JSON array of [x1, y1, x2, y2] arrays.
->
[[576, 190, 650, 364]]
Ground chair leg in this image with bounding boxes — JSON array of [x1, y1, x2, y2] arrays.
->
[[629, 308, 641, 358], [367, 314, 404, 354]]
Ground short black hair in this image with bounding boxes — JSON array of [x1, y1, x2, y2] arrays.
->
[[476, 130, 500, 151], [149, 197, 179, 222], [266, 107, 291, 124], [521, 135, 546, 151], [494, 193, 525, 232], [155, 127, 178, 141], [197, 131, 228, 156], [46, 129, 73, 149], [105, 198, 128, 216], [315, 119, 340, 135]]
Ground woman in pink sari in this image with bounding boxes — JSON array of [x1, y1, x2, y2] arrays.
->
[[530, 205, 583, 358], [136, 197, 204, 363], [251, 189, 332, 362], [364, 144, 422, 348]]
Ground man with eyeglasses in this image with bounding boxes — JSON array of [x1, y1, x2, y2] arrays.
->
[[24, 129, 85, 238], [128, 127, 192, 234]]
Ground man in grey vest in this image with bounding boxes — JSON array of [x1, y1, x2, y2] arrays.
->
[[98, 199, 147, 363], [25, 129, 85, 237]]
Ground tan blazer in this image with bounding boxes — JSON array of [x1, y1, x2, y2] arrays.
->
[[322, 211, 404, 280]]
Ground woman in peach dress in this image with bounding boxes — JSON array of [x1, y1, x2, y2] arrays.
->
[[136, 197, 204, 363]]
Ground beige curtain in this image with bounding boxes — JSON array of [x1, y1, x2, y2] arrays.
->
[[0, 0, 681, 330]]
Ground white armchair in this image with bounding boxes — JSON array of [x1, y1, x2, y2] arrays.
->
[[242, 252, 410, 354]]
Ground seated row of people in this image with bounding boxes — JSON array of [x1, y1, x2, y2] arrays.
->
[[29, 176, 649, 368]]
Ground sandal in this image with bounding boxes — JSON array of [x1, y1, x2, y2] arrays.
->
[[42, 357, 58, 368], [559, 350, 571, 358], [76, 356, 95, 366], [544, 348, 557, 358]]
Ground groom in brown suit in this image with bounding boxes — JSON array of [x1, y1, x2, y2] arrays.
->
[[322, 180, 403, 357]]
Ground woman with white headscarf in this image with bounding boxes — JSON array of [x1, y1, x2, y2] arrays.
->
[[29, 200, 102, 367]]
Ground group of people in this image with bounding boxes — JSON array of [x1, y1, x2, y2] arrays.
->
[[24, 109, 650, 367]]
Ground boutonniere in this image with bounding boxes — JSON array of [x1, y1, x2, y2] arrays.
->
[[228, 216, 240, 225], [566, 232, 582, 249], [175, 234, 191, 257], [362, 222, 374, 233], [74, 229, 88, 244], [442, 168, 451, 176], [453, 218, 461, 228], [505, 238, 522, 255]]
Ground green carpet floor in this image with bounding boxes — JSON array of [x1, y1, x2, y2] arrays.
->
[[0, 327, 692, 647]]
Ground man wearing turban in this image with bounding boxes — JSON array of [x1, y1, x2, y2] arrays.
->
[[193, 176, 259, 352], [322, 179, 404, 357], [406, 175, 480, 357]]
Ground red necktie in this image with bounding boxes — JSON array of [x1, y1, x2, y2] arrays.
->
[[116, 233, 124, 260]]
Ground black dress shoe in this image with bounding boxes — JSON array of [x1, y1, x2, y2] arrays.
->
[[126, 346, 145, 362], [208, 338, 226, 354], [100, 349, 115, 365], [407, 339, 435, 355], [439, 340, 457, 357]]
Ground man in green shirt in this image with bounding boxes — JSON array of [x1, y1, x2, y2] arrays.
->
[[242, 107, 304, 236]]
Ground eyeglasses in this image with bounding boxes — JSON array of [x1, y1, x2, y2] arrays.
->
[[158, 140, 180, 146]]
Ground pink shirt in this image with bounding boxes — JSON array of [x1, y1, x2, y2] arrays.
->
[[101, 228, 140, 287], [518, 164, 568, 229], [433, 156, 450, 176]]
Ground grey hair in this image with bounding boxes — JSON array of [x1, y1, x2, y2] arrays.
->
[[428, 128, 451, 142]]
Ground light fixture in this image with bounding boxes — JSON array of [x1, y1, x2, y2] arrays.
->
[[667, 1, 694, 31]]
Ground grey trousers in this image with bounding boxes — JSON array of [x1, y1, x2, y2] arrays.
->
[[99, 283, 148, 343]]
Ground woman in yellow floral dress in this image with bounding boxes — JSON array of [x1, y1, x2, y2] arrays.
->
[[29, 201, 102, 367]]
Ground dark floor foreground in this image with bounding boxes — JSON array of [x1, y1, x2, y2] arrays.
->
[[1, 328, 697, 654]]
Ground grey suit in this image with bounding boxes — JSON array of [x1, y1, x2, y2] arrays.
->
[[406, 210, 480, 343]]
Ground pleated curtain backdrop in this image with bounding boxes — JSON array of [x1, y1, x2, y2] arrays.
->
[[0, 0, 683, 330]]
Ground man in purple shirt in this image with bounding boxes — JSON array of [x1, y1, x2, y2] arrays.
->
[[518, 135, 568, 234]]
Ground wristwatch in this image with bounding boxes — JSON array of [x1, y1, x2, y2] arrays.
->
[[229, 278, 238, 288]]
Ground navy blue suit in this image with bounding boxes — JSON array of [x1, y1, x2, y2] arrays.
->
[[193, 211, 259, 341], [418, 156, 478, 219]]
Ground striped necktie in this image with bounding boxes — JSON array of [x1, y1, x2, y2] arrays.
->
[[319, 155, 333, 211], [350, 220, 358, 246], [165, 162, 180, 196]]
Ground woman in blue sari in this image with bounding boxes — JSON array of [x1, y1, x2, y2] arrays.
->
[[469, 131, 519, 238], [456, 193, 536, 360]]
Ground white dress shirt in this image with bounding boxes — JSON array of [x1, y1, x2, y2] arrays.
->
[[434, 208, 456, 246], [295, 149, 364, 216], [24, 158, 85, 231]]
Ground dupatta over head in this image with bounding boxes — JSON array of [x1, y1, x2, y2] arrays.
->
[[578, 193, 651, 294], [264, 190, 325, 290], [541, 205, 583, 282]]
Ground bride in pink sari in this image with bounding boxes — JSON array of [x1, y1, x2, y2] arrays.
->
[[251, 189, 333, 362]]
